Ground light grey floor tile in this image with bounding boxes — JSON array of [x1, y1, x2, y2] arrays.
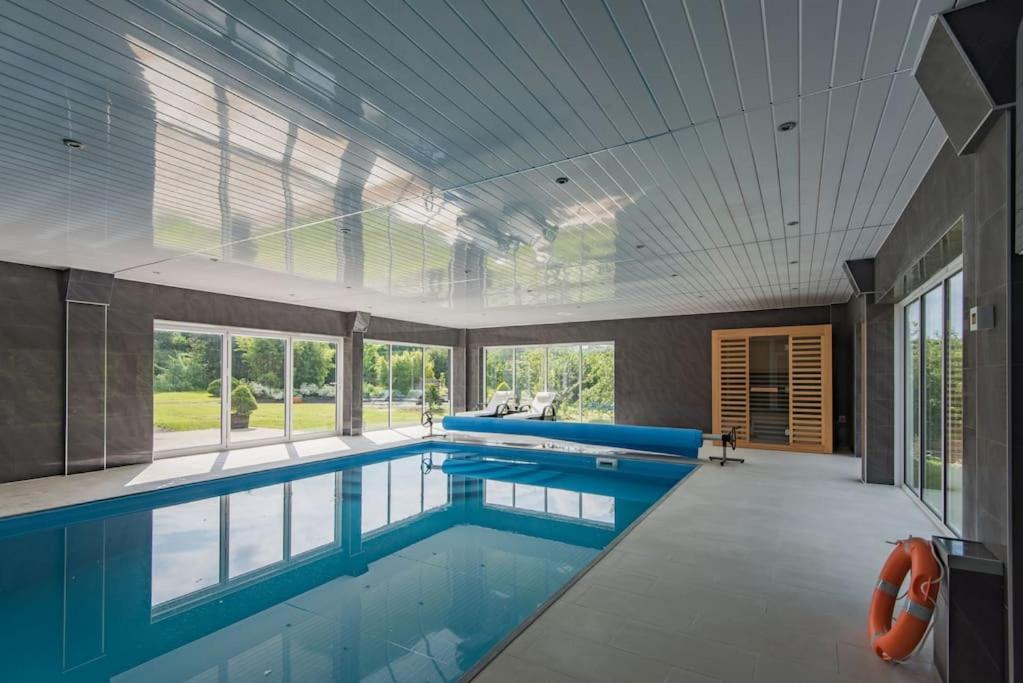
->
[[474, 654, 580, 682], [611, 618, 758, 683]]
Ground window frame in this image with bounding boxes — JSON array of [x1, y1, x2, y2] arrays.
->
[[153, 321, 343, 458], [362, 340, 453, 431], [481, 342, 615, 423], [893, 256, 963, 536]]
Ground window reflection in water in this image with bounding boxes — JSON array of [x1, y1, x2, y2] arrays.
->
[[151, 475, 339, 609], [362, 453, 450, 535], [483, 480, 615, 526], [229, 484, 285, 578], [150, 455, 452, 609], [151, 497, 220, 606], [289, 473, 336, 556]]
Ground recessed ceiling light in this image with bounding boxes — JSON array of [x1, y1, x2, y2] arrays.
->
[[777, 121, 797, 132], [62, 138, 84, 149], [555, 176, 569, 185]]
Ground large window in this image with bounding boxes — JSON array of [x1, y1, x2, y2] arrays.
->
[[900, 268, 963, 533], [231, 335, 286, 443], [362, 341, 452, 431], [154, 323, 341, 455], [153, 330, 224, 452], [483, 343, 615, 423], [292, 341, 338, 435]]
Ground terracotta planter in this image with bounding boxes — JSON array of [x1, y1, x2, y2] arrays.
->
[[231, 413, 250, 429]]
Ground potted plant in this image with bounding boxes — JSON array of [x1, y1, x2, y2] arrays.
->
[[230, 384, 258, 429]]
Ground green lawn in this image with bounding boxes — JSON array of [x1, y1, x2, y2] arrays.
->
[[154, 391, 337, 433], [362, 403, 431, 430], [155, 391, 443, 435]]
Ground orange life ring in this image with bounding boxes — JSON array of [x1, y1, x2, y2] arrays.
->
[[868, 537, 941, 661]]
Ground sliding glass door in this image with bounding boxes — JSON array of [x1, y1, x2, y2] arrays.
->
[[154, 324, 342, 456], [362, 341, 452, 431], [921, 287, 944, 513], [231, 335, 287, 443], [292, 340, 338, 435], [900, 269, 963, 534], [153, 330, 224, 452]]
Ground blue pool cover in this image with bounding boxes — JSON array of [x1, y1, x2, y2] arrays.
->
[[442, 415, 704, 458], [0, 442, 693, 682]]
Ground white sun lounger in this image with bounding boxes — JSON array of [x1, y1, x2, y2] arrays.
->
[[456, 390, 514, 417], [504, 392, 557, 420]]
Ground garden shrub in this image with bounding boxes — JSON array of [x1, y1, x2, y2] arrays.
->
[[231, 384, 258, 416]]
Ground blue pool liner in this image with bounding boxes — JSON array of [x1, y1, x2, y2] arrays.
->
[[441, 416, 703, 458]]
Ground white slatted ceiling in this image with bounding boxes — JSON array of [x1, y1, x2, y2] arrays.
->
[[0, 0, 954, 328]]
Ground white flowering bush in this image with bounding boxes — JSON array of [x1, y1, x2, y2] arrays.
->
[[248, 381, 284, 401], [297, 382, 336, 399]]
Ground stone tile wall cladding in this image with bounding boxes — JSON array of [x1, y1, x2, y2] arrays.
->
[[0, 262, 65, 482], [866, 112, 1013, 549]]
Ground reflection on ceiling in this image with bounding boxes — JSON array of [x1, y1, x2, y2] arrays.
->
[[0, 0, 953, 327]]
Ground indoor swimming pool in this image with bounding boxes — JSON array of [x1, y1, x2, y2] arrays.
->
[[0, 443, 694, 682]]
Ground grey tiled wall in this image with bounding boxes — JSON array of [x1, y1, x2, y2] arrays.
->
[[65, 303, 106, 475], [0, 262, 65, 482], [872, 112, 1012, 551]]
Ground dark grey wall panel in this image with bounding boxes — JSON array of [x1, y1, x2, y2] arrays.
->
[[873, 111, 1012, 551], [467, 306, 843, 434], [0, 262, 65, 483], [65, 303, 106, 475], [364, 316, 464, 347]]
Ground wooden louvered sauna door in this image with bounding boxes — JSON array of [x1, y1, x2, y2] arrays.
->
[[712, 335, 749, 442], [789, 328, 832, 451], [712, 325, 832, 453]]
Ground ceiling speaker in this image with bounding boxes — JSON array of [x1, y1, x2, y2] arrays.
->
[[352, 311, 372, 334]]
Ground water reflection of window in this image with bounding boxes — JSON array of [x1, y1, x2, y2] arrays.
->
[[151, 473, 342, 611], [361, 462, 389, 534], [229, 485, 285, 578], [390, 455, 422, 523], [581, 493, 615, 525], [290, 474, 336, 556], [484, 481, 614, 526], [151, 498, 221, 606], [361, 454, 450, 536]]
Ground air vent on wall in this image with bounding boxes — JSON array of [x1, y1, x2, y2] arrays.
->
[[914, 0, 1022, 155]]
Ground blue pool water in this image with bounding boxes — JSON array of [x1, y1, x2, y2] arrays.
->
[[0, 443, 693, 682]]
